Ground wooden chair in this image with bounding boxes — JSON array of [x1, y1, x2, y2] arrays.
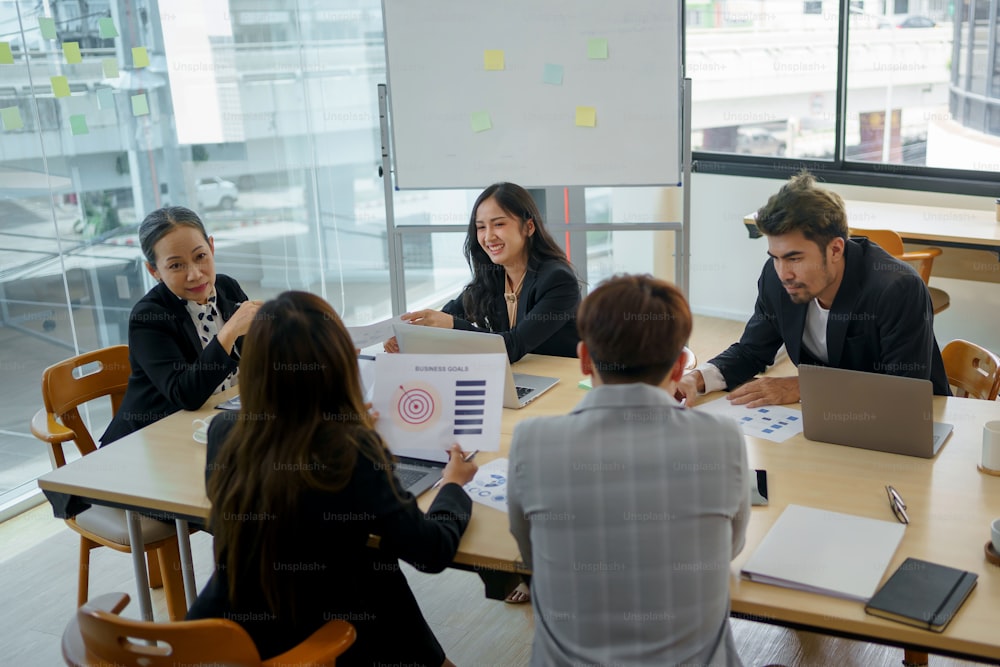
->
[[942, 339, 1000, 401], [62, 592, 356, 667], [848, 228, 950, 314], [30, 345, 187, 621]]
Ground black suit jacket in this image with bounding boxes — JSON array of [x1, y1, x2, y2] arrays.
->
[[187, 411, 473, 665], [443, 258, 581, 361], [100, 275, 248, 446], [709, 238, 950, 395]]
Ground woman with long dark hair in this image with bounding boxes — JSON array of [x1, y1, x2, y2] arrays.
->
[[385, 182, 581, 362], [188, 291, 477, 667]]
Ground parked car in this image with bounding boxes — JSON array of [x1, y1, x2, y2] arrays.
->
[[736, 127, 786, 156], [878, 14, 936, 28], [196, 177, 239, 210]]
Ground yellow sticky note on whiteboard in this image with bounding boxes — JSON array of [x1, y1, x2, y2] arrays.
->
[[575, 106, 596, 128], [132, 46, 149, 68], [51, 76, 71, 97], [483, 50, 504, 71], [63, 42, 82, 64]]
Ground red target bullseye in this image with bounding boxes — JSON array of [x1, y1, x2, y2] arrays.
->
[[397, 387, 435, 425]]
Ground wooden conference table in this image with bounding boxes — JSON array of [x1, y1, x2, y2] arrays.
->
[[37, 354, 1000, 662]]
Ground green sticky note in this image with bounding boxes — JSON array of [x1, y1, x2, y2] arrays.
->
[[131, 93, 149, 116], [575, 106, 596, 128], [97, 88, 115, 109], [69, 114, 89, 135], [102, 57, 119, 78], [1, 106, 24, 131], [0, 42, 13, 65], [38, 17, 57, 40], [62, 41, 82, 64], [483, 49, 504, 71], [132, 46, 149, 68], [51, 75, 71, 98], [98, 17, 118, 38], [587, 38, 609, 60], [543, 63, 563, 85], [470, 111, 492, 133]]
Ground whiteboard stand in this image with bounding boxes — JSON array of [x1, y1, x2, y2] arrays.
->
[[378, 83, 405, 316]]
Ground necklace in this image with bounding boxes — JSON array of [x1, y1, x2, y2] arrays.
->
[[504, 271, 526, 325]]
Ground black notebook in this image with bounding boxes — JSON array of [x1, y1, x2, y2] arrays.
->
[[864, 558, 978, 632]]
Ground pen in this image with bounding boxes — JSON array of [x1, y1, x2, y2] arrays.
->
[[432, 449, 478, 489]]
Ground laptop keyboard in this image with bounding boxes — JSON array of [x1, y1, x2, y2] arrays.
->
[[516, 385, 531, 399], [395, 467, 428, 489]]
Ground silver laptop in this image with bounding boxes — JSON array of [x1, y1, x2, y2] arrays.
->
[[799, 365, 953, 458], [394, 324, 560, 409]]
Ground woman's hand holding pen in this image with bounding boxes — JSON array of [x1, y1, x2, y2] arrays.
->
[[217, 300, 263, 353], [438, 444, 478, 488]]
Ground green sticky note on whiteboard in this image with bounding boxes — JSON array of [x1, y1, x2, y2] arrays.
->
[[97, 88, 115, 110], [63, 42, 82, 64], [470, 111, 492, 133], [132, 46, 149, 68], [98, 17, 118, 38], [51, 75, 71, 97], [38, 17, 57, 40], [69, 114, 89, 135], [0, 42, 13, 65], [131, 93, 149, 116], [102, 58, 119, 78], [587, 38, 608, 60], [1, 106, 24, 131]]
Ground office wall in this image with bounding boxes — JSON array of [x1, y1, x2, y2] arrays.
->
[[688, 172, 1000, 353]]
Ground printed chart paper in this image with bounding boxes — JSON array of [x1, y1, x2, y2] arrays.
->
[[695, 399, 803, 443], [373, 353, 505, 459], [463, 457, 509, 512], [346, 316, 401, 349]]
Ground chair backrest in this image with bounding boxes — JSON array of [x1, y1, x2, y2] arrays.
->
[[849, 228, 905, 255], [40, 345, 130, 463], [942, 339, 1000, 401]]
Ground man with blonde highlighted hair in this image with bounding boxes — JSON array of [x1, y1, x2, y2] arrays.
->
[[508, 274, 750, 667]]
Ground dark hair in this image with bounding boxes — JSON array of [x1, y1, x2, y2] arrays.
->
[[754, 170, 848, 251], [577, 274, 692, 386], [138, 206, 209, 265], [206, 291, 397, 618], [461, 182, 571, 328]]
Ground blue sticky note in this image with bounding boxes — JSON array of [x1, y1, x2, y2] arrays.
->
[[542, 63, 563, 85], [96, 88, 115, 110]]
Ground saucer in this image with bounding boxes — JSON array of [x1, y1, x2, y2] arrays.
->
[[986, 541, 1000, 566]]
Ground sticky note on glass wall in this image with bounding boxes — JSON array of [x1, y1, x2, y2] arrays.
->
[[0, 42, 13, 65], [131, 93, 149, 116], [51, 75, 71, 97], [575, 106, 596, 128], [38, 17, 57, 40], [483, 50, 504, 71], [470, 111, 492, 133], [62, 42, 82, 64], [1, 106, 24, 131], [102, 58, 119, 78], [587, 38, 608, 60], [542, 63, 563, 85], [98, 17, 118, 38], [69, 114, 89, 135], [132, 46, 149, 68], [97, 88, 115, 109]]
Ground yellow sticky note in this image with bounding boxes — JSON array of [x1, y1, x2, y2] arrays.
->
[[132, 46, 149, 68], [51, 75, 71, 98], [484, 49, 504, 71], [575, 106, 596, 128], [1, 106, 24, 131], [102, 58, 119, 78], [587, 38, 609, 60], [38, 17, 57, 40], [63, 41, 82, 64], [0, 42, 13, 65], [131, 93, 149, 116], [470, 111, 492, 133]]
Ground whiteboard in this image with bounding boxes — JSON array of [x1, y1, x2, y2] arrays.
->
[[382, 1, 682, 189]]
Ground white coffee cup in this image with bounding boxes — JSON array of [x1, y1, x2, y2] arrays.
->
[[992, 518, 1000, 554], [982, 421, 1000, 472], [192, 416, 214, 444]]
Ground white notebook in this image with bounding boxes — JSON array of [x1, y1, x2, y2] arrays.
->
[[741, 505, 906, 601]]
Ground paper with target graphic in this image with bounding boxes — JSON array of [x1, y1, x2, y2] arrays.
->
[[373, 353, 506, 460]]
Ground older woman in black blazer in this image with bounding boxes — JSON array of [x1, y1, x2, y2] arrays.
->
[[100, 206, 260, 446]]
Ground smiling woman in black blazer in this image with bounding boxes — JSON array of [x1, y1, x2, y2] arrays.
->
[[100, 206, 261, 446]]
